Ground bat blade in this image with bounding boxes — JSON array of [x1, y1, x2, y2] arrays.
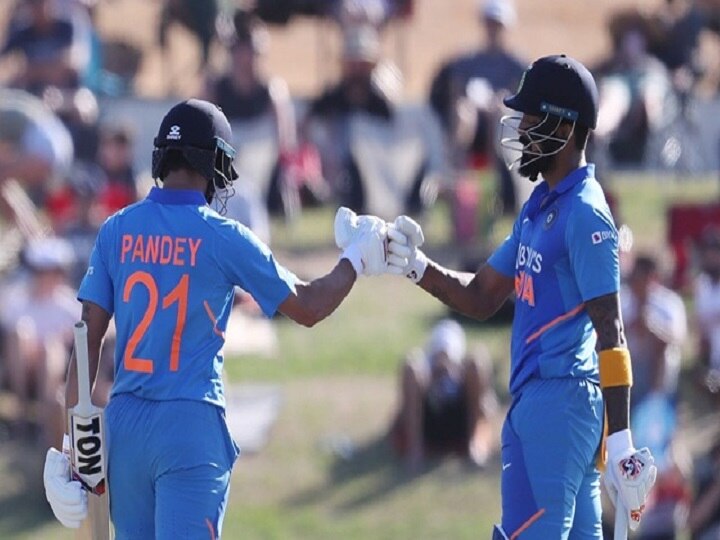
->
[[69, 321, 112, 539]]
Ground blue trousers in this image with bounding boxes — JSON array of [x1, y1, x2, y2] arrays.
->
[[106, 393, 239, 539], [500, 378, 604, 539]]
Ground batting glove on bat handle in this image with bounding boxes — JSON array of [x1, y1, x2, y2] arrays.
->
[[43, 447, 88, 528], [604, 429, 658, 531]]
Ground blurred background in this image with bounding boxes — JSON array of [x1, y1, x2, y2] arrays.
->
[[1, 0, 720, 538]]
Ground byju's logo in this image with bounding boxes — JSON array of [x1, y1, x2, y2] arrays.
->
[[591, 230, 616, 245], [167, 125, 181, 141]]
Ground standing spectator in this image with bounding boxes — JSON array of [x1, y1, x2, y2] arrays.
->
[[428, 0, 525, 215], [694, 226, 720, 395], [303, 23, 393, 213], [390, 318, 499, 471]]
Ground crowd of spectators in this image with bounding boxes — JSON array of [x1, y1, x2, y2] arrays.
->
[[0, 2, 719, 536]]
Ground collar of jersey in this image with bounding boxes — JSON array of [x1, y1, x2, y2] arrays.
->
[[147, 187, 207, 205], [526, 164, 594, 220]]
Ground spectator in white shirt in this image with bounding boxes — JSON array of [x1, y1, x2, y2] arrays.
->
[[621, 253, 687, 409]]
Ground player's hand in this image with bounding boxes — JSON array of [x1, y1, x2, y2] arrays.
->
[[603, 429, 657, 531], [43, 447, 88, 528], [387, 215, 428, 283], [335, 207, 400, 276]]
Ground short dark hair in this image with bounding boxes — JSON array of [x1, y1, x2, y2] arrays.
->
[[157, 148, 195, 180]]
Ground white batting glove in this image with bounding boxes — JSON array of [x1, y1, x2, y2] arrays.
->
[[603, 429, 658, 531], [335, 207, 396, 276], [387, 215, 428, 283], [43, 446, 88, 528]]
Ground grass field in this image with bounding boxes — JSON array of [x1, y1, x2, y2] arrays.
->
[[1, 174, 719, 539]]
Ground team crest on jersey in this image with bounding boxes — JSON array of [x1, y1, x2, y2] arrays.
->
[[543, 208, 558, 229]]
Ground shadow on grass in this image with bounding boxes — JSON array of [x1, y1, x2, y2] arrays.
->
[[0, 422, 58, 537], [283, 431, 472, 514]]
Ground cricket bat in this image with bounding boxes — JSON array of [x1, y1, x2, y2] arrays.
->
[[614, 494, 628, 540], [69, 321, 112, 539]]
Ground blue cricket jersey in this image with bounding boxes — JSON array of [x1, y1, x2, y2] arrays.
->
[[488, 164, 619, 397], [78, 188, 298, 408]]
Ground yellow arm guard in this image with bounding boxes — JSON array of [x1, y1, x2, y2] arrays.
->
[[598, 347, 633, 388]]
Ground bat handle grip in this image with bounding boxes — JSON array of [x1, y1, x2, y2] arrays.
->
[[73, 321, 91, 408]]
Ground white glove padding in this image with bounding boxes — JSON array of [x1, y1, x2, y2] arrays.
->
[[387, 215, 428, 283], [603, 429, 658, 531], [335, 207, 394, 276], [43, 447, 88, 528], [334, 207, 387, 249]]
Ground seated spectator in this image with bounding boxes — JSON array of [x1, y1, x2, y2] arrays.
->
[[428, 0, 525, 215], [0, 88, 73, 200], [688, 438, 720, 540], [621, 253, 691, 539], [96, 121, 138, 213], [303, 22, 443, 218], [42, 85, 100, 162], [0, 237, 78, 446], [621, 254, 687, 411], [302, 23, 393, 213], [46, 121, 136, 236], [694, 226, 720, 395], [389, 319, 499, 471], [1, 0, 85, 94], [592, 8, 676, 166], [204, 11, 319, 224]]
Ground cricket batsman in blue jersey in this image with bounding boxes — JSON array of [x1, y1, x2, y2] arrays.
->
[[382, 55, 658, 538], [41, 99, 395, 538]]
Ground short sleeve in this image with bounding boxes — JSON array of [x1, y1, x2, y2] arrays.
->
[[488, 214, 521, 278], [77, 225, 114, 314], [215, 221, 298, 318], [565, 202, 619, 301]]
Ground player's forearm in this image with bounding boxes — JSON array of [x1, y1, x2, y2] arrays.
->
[[281, 260, 356, 327], [418, 262, 505, 321], [603, 386, 630, 434], [586, 293, 630, 433]]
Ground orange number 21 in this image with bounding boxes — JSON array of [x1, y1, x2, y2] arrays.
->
[[122, 271, 189, 373]]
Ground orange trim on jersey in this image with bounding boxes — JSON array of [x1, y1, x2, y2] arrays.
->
[[203, 301, 225, 338], [205, 518, 216, 540], [525, 303, 585, 345], [510, 508, 546, 539]]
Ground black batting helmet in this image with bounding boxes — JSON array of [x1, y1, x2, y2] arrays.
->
[[151, 99, 238, 189], [504, 54, 598, 129]]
